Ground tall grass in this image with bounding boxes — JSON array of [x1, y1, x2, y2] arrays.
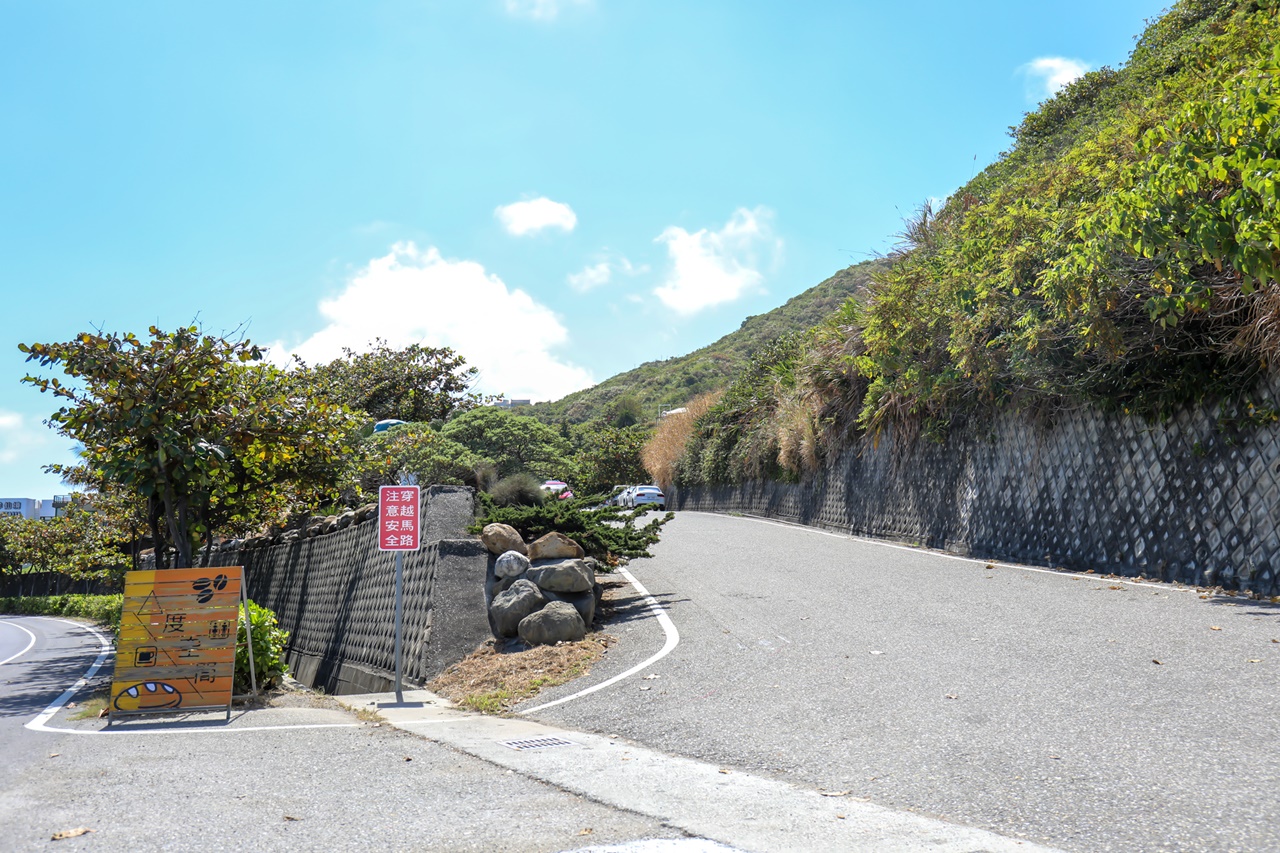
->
[[642, 390, 722, 489]]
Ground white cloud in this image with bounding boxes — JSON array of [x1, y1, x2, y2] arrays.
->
[[495, 197, 578, 236], [653, 207, 779, 315], [505, 0, 590, 20], [0, 410, 59, 467], [568, 262, 612, 292], [566, 255, 647, 293], [1020, 57, 1090, 100], [285, 243, 593, 401]]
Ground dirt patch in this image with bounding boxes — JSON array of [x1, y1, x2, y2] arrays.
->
[[430, 633, 616, 714], [427, 574, 640, 714]]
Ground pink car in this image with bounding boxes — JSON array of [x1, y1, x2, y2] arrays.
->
[[540, 480, 575, 500]]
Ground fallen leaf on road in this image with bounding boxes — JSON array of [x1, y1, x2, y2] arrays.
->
[[1248, 659, 1262, 663], [1210, 626, 1222, 631], [820, 790, 850, 797], [639, 686, 651, 691], [403, 757, 412, 762], [719, 769, 730, 774], [1152, 659, 1163, 665], [945, 694, 959, 700], [97, 709, 107, 718], [579, 828, 593, 836], [51, 828, 92, 841], [836, 814, 846, 820], [869, 651, 884, 655], [48, 753, 59, 758], [1109, 585, 1124, 590], [643, 674, 660, 680], [283, 816, 301, 822], [1049, 755, 1061, 760]]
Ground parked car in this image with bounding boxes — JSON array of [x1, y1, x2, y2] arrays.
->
[[605, 485, 629, 507], [540, 480, 575, 500], [628, 485, 665, 510]]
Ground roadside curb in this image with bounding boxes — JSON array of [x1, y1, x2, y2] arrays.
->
[[337, 689, 1062, 853]]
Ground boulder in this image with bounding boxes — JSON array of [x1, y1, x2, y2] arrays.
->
[[357, 503, 379, 522], [489, 579, 546, 638], [518, 601, 586, 646], [482, 523, 527, 556], [527, 558, 594, 594], [336, 510, 356, 530], [527, 532, 585, 561], [543, 589, 596, 626], [495, 550, 531, 579]]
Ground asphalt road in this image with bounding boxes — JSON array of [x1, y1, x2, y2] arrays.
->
[[524, 511, 1280, 852], [0, 616, 680, 852]]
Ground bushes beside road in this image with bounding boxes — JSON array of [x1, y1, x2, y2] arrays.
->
[[0, 594, 123, 631]]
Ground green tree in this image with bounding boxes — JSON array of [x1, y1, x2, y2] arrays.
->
[[0, 503, 127, 588], [352, 423, 486, 498], [307, 339, 486, 423], [440, 407, 572, 480], [575, 425, 649, 493], [21, 326, 361, 568], [610, 394, 646, 428]]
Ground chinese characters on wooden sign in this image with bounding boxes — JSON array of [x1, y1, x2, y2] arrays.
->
[[379, 485, 421, 551], [110, 566, 243, 718]]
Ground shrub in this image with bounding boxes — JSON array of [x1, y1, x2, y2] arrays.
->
[[472, 491, 672, 560], [488, 473, 546, 507], [0, 594, 123, 631], [237, 599, 289, 693]]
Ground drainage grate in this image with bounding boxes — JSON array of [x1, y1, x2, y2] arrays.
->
[[499, 736, 578, 751]]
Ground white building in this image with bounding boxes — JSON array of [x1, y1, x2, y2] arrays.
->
[[0, 497, 70, 520]]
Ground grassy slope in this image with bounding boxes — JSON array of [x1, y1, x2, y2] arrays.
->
[[532, 259, 883, 424]]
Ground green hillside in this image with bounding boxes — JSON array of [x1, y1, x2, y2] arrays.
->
[[531, 259, 882, 424], [677, 0, 1280, 486]]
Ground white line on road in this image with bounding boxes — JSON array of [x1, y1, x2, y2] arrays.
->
[[0, 619, 38, 666], [22, 617, 360, 736], [519, 563, 680, 715]]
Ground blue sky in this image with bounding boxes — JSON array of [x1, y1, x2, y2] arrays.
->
[[0, 0, 1171, 497]]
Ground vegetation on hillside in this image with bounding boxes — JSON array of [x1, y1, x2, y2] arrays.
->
[[530, 261, 880, 425], [673, 0, 1280, 486]]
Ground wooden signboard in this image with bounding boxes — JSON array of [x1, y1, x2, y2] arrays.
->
[[110, 566, 243, 721]]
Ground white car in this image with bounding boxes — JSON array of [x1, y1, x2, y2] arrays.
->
[[627, 486, 665, 510]]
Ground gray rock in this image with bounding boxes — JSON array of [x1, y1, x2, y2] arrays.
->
[[543, 589, 596, 626], [495, 550, 531, 579], [489, 579, 547, 638], [357, 503, 378, 522], [518, 601, 586, 646], [527, 558, 594, 593], [336, 511, 356, 529]]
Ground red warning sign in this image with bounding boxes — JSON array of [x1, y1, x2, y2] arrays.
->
[[378, 485, 421, 552]]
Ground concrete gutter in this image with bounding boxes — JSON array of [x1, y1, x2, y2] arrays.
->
[[338, 689, 1062, 853]]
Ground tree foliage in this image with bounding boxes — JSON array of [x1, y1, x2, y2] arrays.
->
[[440, 407, 572, 480], [21, 326, 361, 568], [307, 339, 485, 423], [0, 504, 127, 583]]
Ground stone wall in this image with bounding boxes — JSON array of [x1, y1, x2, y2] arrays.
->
[[674, 376, 1280, 597], [205, 485, 490, 694]]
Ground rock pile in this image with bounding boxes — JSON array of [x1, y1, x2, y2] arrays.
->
[[480, 523, 603, 647]]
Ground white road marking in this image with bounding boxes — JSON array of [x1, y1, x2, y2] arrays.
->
[[722, 512, 1198, 593], [0, 619, 38, 666], [520, 564, 680, 715], [21, 618, 359, 736]]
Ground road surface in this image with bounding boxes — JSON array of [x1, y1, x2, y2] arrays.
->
[[525, 511, 1280, 852]]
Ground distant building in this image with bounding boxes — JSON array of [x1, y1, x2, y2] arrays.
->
[[492, 399, 532, 409], [0, 496, 72, 520]]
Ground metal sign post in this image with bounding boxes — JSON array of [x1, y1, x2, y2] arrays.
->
[[377, 485, 421, 708]]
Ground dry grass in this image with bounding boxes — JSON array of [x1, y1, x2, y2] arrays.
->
[[429, 634, 615, 714], [642, 389, 722, 489]]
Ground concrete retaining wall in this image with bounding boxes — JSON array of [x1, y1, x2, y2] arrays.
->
[[207, 485, 489, 694], [674, 377, 1280, 597]]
